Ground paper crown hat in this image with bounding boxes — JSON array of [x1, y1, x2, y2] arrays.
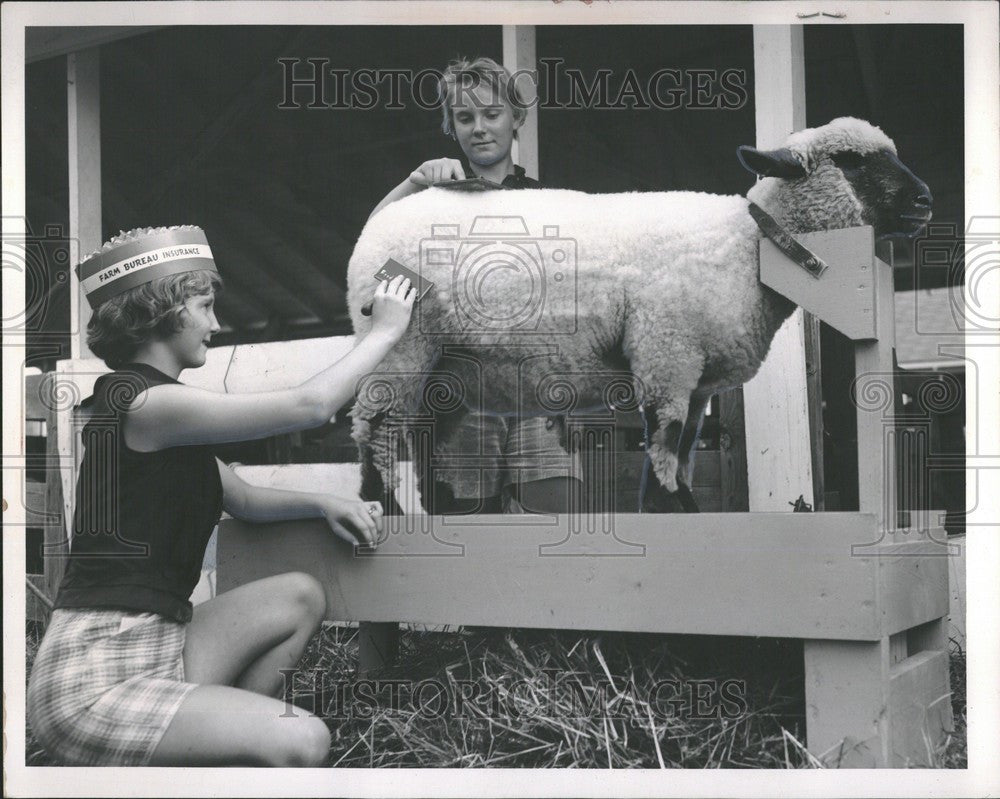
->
[[75, 225, 219, 309]]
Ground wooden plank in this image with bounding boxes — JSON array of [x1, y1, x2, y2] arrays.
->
[[804, 636, 891, 767], [717, 389, 749, 512], [888, 649, 952, 766], [752, 26, 806, 138], [759, 226, 878, 341], [232, 461, 425, 517], [218, 512, 892, 641], [854, 250, 898, 531], [502, 26, 539, 180], [26, 26, 163, 64], [25, 481, 48, 529], [358, 622, 400, 674], [24, 372, 47, 421], [875, 538, 950, 637], [44, 389, 69, 606], [804, 313, 825, 511], [947, 534, 966, 648], [743, 311, 815, 511], [26, 574, 50, 623], [744, 25, 812, 512], [906, 617, 950, 659], [67, 49, 102, 359]]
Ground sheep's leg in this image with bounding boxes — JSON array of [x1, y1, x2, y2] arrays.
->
[[414, 404, 475, 515], [350, 337, 439, 514], [627, 336, 704, 512], [355, 415, 405, 516], [668, 391, 713, 513], [639, 406, 688, 513]]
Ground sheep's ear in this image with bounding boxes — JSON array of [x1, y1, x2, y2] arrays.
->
[[737, 146, 807, 179]]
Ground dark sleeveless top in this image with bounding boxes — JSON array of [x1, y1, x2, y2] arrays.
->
[[457, 160, 542, 189], [54, 363, 223, 623]]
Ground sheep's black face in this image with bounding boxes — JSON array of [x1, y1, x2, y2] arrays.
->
[[831, 148, 933, 239]]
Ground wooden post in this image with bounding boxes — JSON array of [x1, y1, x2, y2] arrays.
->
[[68, 48, 102, 359], [804, 315, 825, 510], [717, 389, 749, 512], [744, 25, 816, 511], [803, 638, 892, 767], [358, 622, 399, 674], [502, 26, 538, 180], [854, 238, 898, 534], [43, 384, 68, 610]]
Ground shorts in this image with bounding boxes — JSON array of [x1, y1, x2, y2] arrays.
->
[[433, 413, 583, 500], [27, 608, 197, 766]]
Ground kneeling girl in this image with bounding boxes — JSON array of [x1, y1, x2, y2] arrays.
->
[[27, 226, 415, 766]]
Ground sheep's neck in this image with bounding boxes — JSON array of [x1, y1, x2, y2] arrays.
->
[[747, 178, 865, 236], [744, 182, 811, 341]]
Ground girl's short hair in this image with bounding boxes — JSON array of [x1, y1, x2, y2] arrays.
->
[[87, 269, 222, 369], [438, 56, 528, 139]]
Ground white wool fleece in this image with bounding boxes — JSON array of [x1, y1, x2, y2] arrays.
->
[[348, 188, 788, 493]]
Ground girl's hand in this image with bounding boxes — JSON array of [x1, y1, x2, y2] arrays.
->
[[370, 275, 416, 341], [409, 158, 466, 187], [320, 496, 383, 546]]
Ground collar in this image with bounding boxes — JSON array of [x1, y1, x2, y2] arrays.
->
[[747, 201, 828, 278]]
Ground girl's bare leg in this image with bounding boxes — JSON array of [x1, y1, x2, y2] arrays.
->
[[149, 684, 330, 766], [150, 571, 330, 766]]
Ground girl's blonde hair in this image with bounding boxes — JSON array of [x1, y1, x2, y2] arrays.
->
[[87, 269, 222, 369], [438, 56, 528, 139]]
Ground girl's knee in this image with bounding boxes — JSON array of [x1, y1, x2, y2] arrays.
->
[[275, 717, 330, 767], [282, 572, 327, 626]]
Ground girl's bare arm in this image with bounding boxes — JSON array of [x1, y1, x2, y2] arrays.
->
[[123, 276, 415, 451], [217, 460, 379, 546]]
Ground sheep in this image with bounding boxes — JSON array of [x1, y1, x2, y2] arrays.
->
[[346, 117, 932, 514]]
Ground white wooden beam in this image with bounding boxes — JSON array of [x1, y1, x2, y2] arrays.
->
[[502, 25, 539, 180], [27, 27, 163, 64], [67, 49, 102, 359], [217, 511, 947, 642], [744, 25, 814, 511]]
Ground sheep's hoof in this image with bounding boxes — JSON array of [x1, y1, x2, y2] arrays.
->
[[674, 480, 701, 513], [640, 479, 700, 514], [640, 481, 684, 513], [359, 458, 405, 516]]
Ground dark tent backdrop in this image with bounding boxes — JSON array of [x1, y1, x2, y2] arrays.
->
[[26, 23, 963, 357]]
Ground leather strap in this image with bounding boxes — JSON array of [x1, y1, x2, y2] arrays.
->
[[748, 201, 828, 278]]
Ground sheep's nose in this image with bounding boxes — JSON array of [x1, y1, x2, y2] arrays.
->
[[912, 186, 933, 209]]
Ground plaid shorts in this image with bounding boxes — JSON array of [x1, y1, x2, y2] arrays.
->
[[434, 413, 583, 500], [27, 608, 197, 766]]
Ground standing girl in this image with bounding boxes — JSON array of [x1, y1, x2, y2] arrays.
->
[[27, 225, 415, 766], [369, 56, 583, 516]]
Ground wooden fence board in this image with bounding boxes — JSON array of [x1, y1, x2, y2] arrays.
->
[[219, 511, 897, 641], [888, 649, 952, 766], [759, 226, 878, 341], [804, 636, 891, 767], [876, 539, 951, 637]]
